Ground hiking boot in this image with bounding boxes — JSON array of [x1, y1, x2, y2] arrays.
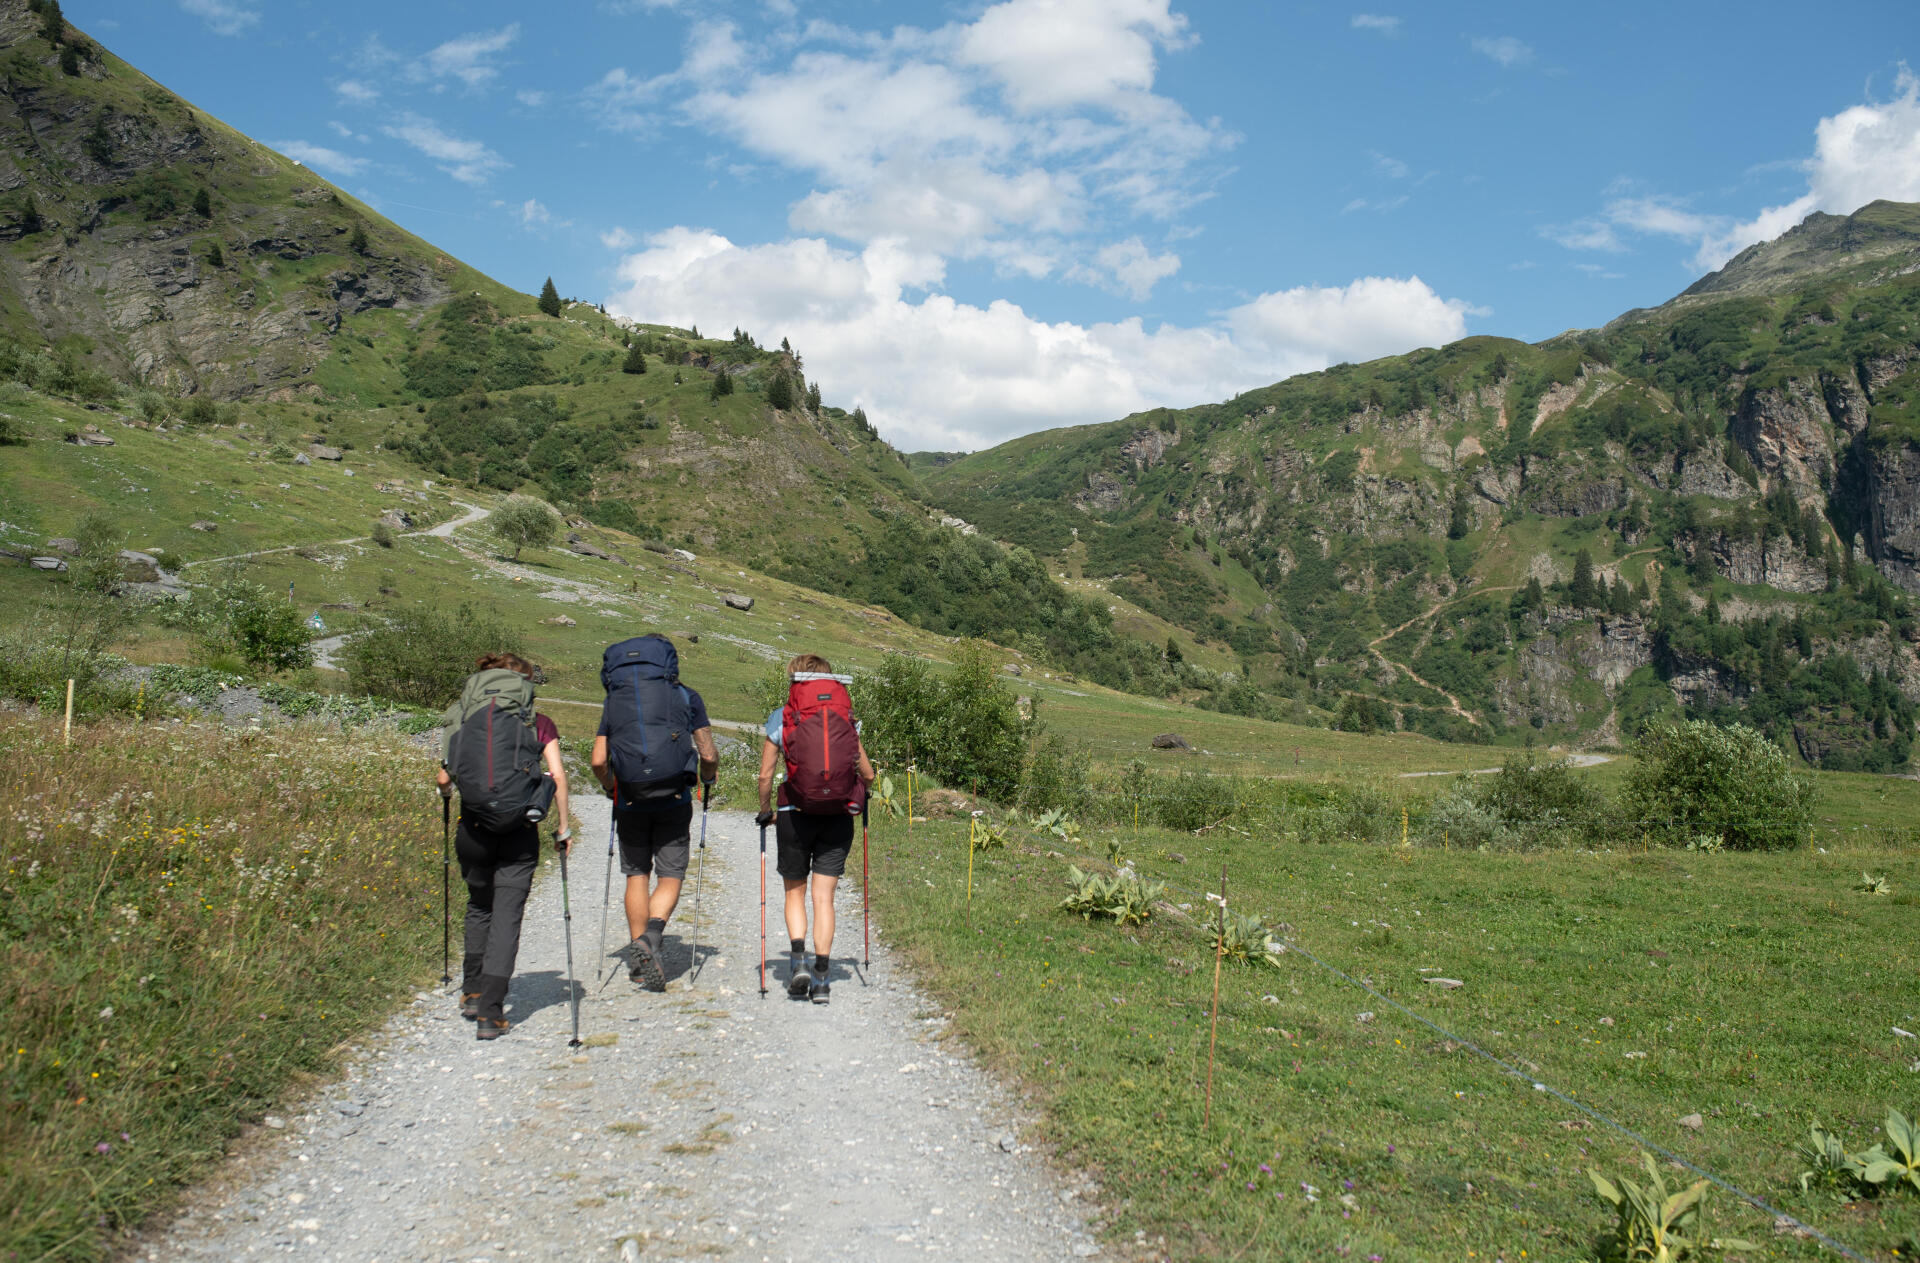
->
[[459, 992, 481, 1020], [787, 954, 812, 998], [630, 935, 666, 992], [475, 1016, 510, 1041], [810, 978, 830, 1005]]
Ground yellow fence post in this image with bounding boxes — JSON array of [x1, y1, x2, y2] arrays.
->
[[63, 678, 74, 747], [1204, 865, 1226, 1130], [967, 813, 978, 908]]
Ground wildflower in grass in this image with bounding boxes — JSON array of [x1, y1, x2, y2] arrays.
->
[[94, 1142, 111, 1154], [1258, 1163, 1272, 1174]]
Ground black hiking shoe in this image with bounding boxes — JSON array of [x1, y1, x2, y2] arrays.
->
[[475, 1016, 510, 1041], [810, 978, 830, 1005], [630, 936, 666, 993], [787, 955, 812, 998]]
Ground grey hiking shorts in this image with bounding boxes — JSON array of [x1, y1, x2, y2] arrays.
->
[[614, 802, 692, 880]]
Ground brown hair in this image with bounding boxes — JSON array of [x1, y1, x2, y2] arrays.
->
[[787, 653, 832, 675], [476, 651, 537, 679]]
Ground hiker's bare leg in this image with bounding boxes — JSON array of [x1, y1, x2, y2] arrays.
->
[[810, 874, 838, 957], [624, 874, 649, 939], [649, 876, 682, 924], [782, 877, 807, 942]]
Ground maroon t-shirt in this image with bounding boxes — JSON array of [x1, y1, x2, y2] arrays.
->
[[534, 713, 559, 748]]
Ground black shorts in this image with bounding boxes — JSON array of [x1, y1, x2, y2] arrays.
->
[[614, 802, 692, 880], [775, 810, 855, 880]]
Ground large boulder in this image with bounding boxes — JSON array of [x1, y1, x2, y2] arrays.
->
[[1150, 732, 1191, 751], [309, 444, 343, 461], [724, 593, 754, 612]]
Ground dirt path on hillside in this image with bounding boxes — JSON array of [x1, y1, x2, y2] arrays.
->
[[180, 503, 491, 572], [1397, 751, 1613, 778], [147, 800, 1099, 1263]]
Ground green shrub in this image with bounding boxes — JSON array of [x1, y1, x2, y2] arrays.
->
[[1462, 753, 1610, 847], [1060, 864, 1164, 926], [1623, 718, 1812, 850], [489, 496, 557, 560], [181, 396, 217, 426], [341, 603, 522, 708], [853, 643, 1033, 802], [370, 520, 395, 549]]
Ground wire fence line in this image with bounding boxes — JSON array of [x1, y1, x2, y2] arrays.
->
[[943, 826, 1875, 1260]]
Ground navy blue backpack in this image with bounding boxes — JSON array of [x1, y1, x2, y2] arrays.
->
[[600, 635, 697, 808]]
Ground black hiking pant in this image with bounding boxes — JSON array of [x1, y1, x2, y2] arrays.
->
[[456, 817, 539, 1021]]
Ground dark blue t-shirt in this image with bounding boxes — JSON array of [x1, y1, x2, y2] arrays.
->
[[599, 685, 710, 811]]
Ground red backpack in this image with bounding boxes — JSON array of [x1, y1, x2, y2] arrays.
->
[[780, 674, 865, 813]]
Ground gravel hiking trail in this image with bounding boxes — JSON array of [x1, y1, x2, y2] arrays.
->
[[149, 799, 1099, 1263]]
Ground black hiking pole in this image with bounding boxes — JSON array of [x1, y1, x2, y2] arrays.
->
[[559, 842, 582, 1049], [757, 818, 768, 997], [690, 782, 710, 983], [594, 829, 613, 983], [440, 795, 451, 987], [861, 801, 870, 969]]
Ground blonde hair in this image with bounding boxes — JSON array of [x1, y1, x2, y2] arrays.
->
[[787, 653, 832, 675]]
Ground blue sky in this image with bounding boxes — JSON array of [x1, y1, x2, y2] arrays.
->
[[77, 1, 1920, 449]]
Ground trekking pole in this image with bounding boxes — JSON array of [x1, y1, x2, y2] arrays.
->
[[440, 795, 451, 986], [757, 819, 769, 997], [595, 829, 613, 983], [560, 844, 582, 1049], [690, 783, 710, 983], [861, 801, 870, 968]]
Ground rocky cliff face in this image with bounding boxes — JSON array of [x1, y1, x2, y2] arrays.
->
[[0, 2, 449, 396]]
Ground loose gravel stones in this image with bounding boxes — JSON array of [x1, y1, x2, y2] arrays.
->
[[148, 802, 1097, 1261]]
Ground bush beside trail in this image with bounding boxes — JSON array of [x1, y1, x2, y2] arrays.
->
[[0, 713, 442, 1262]]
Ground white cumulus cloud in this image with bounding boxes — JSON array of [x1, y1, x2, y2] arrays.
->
[[1548, 71, 1920, 272], [334, 79, 380, 105], [179, 0, 259, 37], [1350, 14, 1400, 34], [606, 228, 1475, 450], [414, 24, 520, 90], [381, 113, 508, 184], [1471, 36, 1533, 67], [274, 141, 366, 178], [601, 226, 636, 249]]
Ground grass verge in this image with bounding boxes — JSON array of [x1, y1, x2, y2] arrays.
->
[[0, 712, 441, 1262], [869, 812, 1920, 1260]]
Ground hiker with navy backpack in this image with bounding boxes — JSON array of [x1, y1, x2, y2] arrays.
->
[[590, 634, 718, 992], [757, 653, 875, 1004], [437, 652, 573, 1040]]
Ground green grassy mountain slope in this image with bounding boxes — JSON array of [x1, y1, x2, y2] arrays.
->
[[921, 203, 1920, 769]]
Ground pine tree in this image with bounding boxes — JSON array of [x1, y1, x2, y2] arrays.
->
[[622, 341, 647, 374], [765, 371, 794, 410], [1609, 577, 1634, 615], [348, 221, 369, 254], [852, 406, 869, 434], [1523, 576, 1544, 610], [806, 381, 822, 413], [1570, 548, 1598, 609], [1447, 487, 1471, 540], [1164, 637, 1183, 665], [709, 369, 733, 400], [1704, 589, 1721, 625], [689, 324, 699, 339], [537, 277, 562, 317], [20, 195, 41, 235], [58, 43, 77, 75], [780, 336, 791, 353], [193, 187, 212, 217], [39, 0, 63, 44], [207, 240, 223, 268]]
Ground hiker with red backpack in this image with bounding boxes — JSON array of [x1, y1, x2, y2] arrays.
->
[[590, 634, 718, 992], [436, 652, 572, 1041], [757, 653, 875, 1004]]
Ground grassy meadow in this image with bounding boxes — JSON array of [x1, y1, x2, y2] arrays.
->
[[868, 809, 1920, 1261], [0, 712, 444, 1263]]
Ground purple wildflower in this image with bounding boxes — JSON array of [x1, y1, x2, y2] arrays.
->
[[1258, 1163, 1272, 1174], [94, 1142, 112, 1155]]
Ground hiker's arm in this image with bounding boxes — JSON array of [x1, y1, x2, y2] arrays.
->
[[693, 726, 718, 786], [542, 740, 571, 841], [855, 738, 876, 789], [589, 735, 615, 796], [757, 737, 778, 815]]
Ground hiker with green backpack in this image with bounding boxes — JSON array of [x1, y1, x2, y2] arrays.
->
[[437, 652, 573, 1040], [590, 634, 718, 992]]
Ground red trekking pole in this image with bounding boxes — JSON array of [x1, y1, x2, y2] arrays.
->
[[861, 801, 870, 967]]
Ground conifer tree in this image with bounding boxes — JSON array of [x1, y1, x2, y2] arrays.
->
[[193, 187, 212, 217], [1447, 486, 1471, 540], [852, 405, 869, 434], [58, 44, 77, 75], [348, 221, 368, 254], [622, 341, 647, 374], [537, 277, 562, 317], [39, 0, 64, 44], [206, 240, 223, 268], [1570, 548, 1598, 609], [765, 371, 794, 410], [709, 369, 733, 400], [20, 194, 41, 235], [806, 381, 822, 413]]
